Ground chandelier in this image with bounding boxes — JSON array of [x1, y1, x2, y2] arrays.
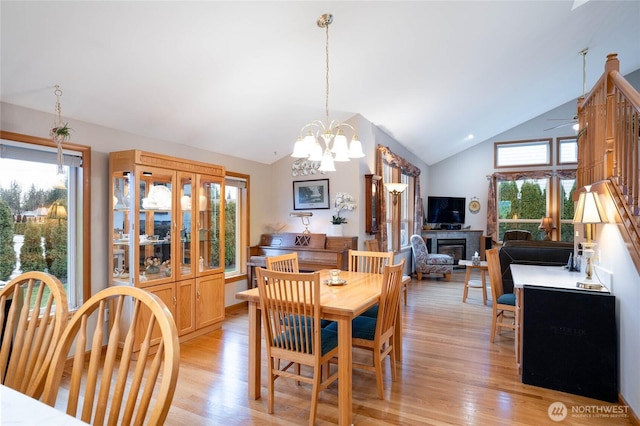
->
[[291, 13, 364, 172]]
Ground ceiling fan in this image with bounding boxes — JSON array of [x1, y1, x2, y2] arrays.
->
[[545, 48, 588, 132], [544, 115, 579, 132]]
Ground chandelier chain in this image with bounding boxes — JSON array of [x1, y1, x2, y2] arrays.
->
[[324, 21, 330, 128]]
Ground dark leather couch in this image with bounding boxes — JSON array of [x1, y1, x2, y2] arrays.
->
[[499, 240, 575, 293]]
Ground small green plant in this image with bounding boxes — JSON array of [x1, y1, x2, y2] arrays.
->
[[51, 123, 72, 140]]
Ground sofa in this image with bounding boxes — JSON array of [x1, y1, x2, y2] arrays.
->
[[498, 240, 575, 294]]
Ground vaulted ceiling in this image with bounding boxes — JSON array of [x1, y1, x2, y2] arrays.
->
[[1, 1, 639, 166]]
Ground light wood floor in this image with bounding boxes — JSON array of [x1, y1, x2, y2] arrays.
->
[[166, 270, 634, 425]]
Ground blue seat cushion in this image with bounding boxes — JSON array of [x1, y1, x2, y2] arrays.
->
[[360, 304, 378, 318], [325, 315, 377, 341], [283, 314, 333, 329], [273, 326, 338, 355], [497, 293, 516, 306]]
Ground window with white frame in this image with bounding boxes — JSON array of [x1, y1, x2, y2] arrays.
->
[[495, 139, 552, 168]]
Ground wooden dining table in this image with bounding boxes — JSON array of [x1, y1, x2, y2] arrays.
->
[[236, 269, 404, 426]]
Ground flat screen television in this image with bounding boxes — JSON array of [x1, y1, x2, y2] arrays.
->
[[427, 196, 466, 224]]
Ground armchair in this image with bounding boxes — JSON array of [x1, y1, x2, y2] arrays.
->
[[410, 234, 453, 281]]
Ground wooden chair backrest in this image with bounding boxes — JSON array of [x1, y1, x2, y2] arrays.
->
[[348, 250, 394, 274], [255, 268, 322, 361], [364, 239, 380, 252], [376, 260, 405, 338], [42, 286, 180, 426], [265, 252, 299, 273], [0, 271, 68, 399], [486, 248, 506, 300]]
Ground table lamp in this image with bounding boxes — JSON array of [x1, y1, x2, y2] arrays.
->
[[572, 186, 608, 289], [538, 216, 555, 240]]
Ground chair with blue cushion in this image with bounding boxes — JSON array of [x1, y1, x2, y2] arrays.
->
[[486, 248, 516, 342], [255, 267, 339, 425], [328, 260, 405, 399], [410, 234, 453, 281], [349, 249, 394, 318]]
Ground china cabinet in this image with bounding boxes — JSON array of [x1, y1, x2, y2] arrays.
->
[[109, 150, 225, 350]]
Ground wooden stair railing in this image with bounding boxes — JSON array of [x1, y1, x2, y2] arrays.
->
[[577, 53, 640, 273]]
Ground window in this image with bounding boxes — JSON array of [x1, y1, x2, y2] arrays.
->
[[383, 164, 414, 252], [557, 137, 578, 164], [0, 132, 91, 308], [493, 137, 576, 242], [495, 139, 552, 168], [399, 173, 414, 248], [224, 173, 248, 279], [497, 177, 549, 239]]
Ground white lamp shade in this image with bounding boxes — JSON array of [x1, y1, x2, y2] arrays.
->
[[573, 190, 608, 224], [384, 182, 408, 194], [331, 133, 349, 160], [308, 142, 324, 162], [348, 138, 365, 158], [318, 151, 336, 172], [291, 136, 309, 158]]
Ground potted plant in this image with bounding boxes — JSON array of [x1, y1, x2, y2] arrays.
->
[[50, 123, 72, 141], [330, 192, 356, 235]]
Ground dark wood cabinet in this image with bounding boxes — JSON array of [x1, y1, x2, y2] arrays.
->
[[522, 286, 617, 402], [365, 174, 381, 234]]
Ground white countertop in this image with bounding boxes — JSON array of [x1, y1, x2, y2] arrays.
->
[[510, 264, 610, 293]]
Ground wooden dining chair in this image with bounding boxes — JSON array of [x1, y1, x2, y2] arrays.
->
[[265, 252, 299, 273], [348, 249, 393, 275], [327, 260, 404, 399], [0, 271, 68, 399], [364, 239, 380, 252], [486, 248, 516, 342], [349, 250, 396, 316], [255, 267, 339, 426], [41, 286, 180, 426]]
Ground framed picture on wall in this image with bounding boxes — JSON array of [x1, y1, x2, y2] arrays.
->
[[293, 179, 330, 210]]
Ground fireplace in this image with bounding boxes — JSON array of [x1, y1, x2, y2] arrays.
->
[[437, 238, 466, 264]]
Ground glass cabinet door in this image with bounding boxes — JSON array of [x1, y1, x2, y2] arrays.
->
[[137, 167, 175, 285], [196, 175, 224, 273], [112, 173, 132, 284], [177, 172, 195, 279]]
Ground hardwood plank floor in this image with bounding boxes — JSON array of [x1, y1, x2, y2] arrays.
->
[[167, 270, 633, 425]]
